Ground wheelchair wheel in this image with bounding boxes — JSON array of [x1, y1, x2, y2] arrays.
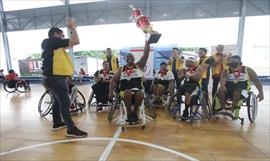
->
[[247, 91, 258, 123], [87, 90, 95, 107], [144, 92, 157, 119], [15, 81, 30, 93], [74, 90, 86, 109], [3, 81, 16, 93], [199, 93, 212, 120], [167, 92, 181, 117], [108, 94, 121, 123], [38, 90, 53, 117]]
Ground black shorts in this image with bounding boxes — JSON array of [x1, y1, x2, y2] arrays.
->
[[92, 82, 110, 103], [180, 83, 197, 95], [225, 81, 247, 99]]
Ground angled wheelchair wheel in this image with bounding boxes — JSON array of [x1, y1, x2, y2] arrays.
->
[[16, 81, 30, 93], [144, 92, 156, 119], [87, 90, 95, 107], [167, 92, 181, 118], [3, 81, 16, 93], [199, 93, 212, 120], [38, 90, 53, 117], [247, 91, 258, 123], [74, 90, 86, 109], [108, 94, 121, 123]]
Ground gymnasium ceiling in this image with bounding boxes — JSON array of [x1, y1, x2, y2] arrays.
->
[[0, 0, 269, 32]]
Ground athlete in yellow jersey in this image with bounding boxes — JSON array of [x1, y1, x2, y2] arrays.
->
[[167, 48, 184, 89], [104, 48, 119, 73], [197, 48, 213, 95], [211, 44, 230, 97]]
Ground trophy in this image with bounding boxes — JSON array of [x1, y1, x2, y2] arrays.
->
[[129, 4, 161, 44]]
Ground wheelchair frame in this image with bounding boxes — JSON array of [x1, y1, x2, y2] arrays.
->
[[38, 89, 86, 117], [167, 86, 212, 123], [87, 89, 113, 110], [212, 90, 258, 125], [108, 90, 156, 130]]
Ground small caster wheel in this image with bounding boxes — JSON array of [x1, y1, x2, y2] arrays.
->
[[142, 125, 146, 130], [121, 127, 125, 131]]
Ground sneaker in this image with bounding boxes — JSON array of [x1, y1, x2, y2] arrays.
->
[[163, 96, 171, 106], [131, 113, 139, 125], [96, 106, 103, 112], [181, 110, 189, 121], [66, 127, 88, 138], [52, 122, 66, 131]]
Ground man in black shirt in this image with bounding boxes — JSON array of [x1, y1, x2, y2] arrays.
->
[[41, 18, 87, 137]]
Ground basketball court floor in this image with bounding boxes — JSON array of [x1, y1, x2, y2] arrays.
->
[[0, 84, 269, 161]]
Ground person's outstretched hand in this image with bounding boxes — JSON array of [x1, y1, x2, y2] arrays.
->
[[67, 18, 77, 30]]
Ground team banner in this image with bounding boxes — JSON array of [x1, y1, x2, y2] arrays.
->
[[18, 58, 43, 76]]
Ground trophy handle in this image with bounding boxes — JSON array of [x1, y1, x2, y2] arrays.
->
[[129, 4, 136, 10]]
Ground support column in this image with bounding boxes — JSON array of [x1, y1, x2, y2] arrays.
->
[[65, 0, 75, 72], [0, 0, 12, 70], [145, 0, 150, 17], [236, 0, 247, 57]]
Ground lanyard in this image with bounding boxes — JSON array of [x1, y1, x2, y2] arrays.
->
[[126, 65, 134, 77], [102, 70, 109, 77], [160, 69, 167, 78], [233, 65, 242, 79]]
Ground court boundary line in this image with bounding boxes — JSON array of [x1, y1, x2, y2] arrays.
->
[[0, 137, 199, 161], [98, 127, 122, 161]]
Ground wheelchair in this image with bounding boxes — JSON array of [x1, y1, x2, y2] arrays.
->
[[167, 86, 212, 123], [38, 89, 86, 117], [87, 87, 113, 112], [212, 89, 258, 125], [3, 79, 31, 93], [108, 89, 156, 130], [147, 80, 176, 108]]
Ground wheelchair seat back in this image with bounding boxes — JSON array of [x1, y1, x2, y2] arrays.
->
[[7, 80, 16, 88]]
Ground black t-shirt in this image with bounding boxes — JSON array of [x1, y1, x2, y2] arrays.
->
[[204, 57, 214, 66], [41, 37, 69, 76]]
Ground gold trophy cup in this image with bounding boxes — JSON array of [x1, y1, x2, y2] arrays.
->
[[129, 4, 161, 44]]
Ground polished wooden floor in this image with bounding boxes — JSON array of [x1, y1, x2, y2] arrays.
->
[[0, 83, 269, 161]]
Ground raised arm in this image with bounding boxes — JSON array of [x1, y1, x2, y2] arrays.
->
[[191, 58, 213, 81], [247, 67, 264, 101], [136, 41, 150, 69], [189, 65, 204, 81], [67, 18, 80, 48]]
